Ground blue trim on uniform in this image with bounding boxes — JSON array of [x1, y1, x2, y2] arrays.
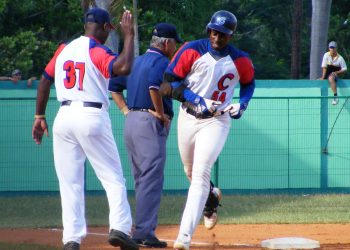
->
[[89, 37, 115, 54], [89, 38, 118, 77], [208, 42, 230, 57], [165, 39, 208, 80], [239, 79, 255, 105], [108, 57, 117, 77], [43, 71, 53, 82], [191, 39, 211, 55]]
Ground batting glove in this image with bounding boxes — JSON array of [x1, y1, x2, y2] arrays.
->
[[224, 103, 247, 119], [182, 88, 221, 114], [199, 98, 222, 114]]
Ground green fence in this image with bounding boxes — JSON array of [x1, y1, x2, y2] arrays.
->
[[1, 80, 350, 192]]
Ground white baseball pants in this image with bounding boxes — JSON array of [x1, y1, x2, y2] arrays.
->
[[53, 102, 132, 244], [177, 107, 231, 239]]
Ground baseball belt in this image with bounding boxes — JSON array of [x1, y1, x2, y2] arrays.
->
[[61, 100, 102, 109]]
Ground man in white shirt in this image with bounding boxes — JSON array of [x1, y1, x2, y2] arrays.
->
[[320, 41, 347, 105]]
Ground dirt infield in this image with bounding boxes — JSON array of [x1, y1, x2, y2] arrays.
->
[[0, 224, 350, 249]]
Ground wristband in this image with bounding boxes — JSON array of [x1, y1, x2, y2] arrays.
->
[[34, 114, 46, 119]]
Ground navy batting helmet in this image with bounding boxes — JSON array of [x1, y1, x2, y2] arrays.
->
[[206, 10, 237, 35]]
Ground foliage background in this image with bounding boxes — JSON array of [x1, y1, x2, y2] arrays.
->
[[0, 0, 349, 80]]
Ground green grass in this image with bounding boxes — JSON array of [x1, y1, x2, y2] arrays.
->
[[1, 193, 350, 229], [0, 242, 59, 250]]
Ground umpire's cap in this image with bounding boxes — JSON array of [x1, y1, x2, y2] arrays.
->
[[85, 8, 115, 30], [207, 10, 237, 35], [152, 23, 183, 43]]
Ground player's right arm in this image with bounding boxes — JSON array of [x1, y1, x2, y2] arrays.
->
[[160, 42, 220, 113], [32, 43, 65, 145], [91, 10, 134, 79], [160, 42, 195, 101]]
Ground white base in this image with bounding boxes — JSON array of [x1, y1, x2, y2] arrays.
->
[[261, 237, 320, 249]]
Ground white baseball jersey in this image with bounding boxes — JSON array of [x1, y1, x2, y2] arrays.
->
[[166, 38, 255, 110], [45, 36, 118, 108]]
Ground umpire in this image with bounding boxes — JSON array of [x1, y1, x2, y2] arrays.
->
[[109, 23, 182, 248]]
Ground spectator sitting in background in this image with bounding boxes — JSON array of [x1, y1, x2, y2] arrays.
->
[[319, 41, 347, 105], [0, 69, 22, 84], [0, 69, 37, 87]]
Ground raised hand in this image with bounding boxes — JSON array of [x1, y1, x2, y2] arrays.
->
[[119, 10, 134, 38]]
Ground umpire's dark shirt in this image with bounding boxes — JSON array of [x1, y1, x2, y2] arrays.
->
[[109, 47, 173, 118]]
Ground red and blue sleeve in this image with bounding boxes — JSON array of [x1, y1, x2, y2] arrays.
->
[[235, 57, 255, 105], [89, 41, 118, 79], [43, 43, 66, 81], [165, 42, 201, 81]]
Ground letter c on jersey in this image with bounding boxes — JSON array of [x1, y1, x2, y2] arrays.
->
[[217, 73, 234, 91]]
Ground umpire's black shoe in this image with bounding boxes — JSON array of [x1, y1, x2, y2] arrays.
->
[[108, 229, 139, 250], [133, 236, 167, 248], [63, 241, 80, 250]]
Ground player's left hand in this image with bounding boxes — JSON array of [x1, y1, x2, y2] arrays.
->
[[32, 118, 49, 145], [224, 103, 246, 119], [120, 10, 134, 37]]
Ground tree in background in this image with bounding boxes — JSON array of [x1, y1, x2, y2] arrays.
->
[[0, 0, 349, 80], [309, 0, 332, 79], [327, 1, 350, 78], [0, 0, 82, 79], [291, 0, 303, 79]]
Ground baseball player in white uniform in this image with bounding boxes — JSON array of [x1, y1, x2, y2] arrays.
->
[[160, 10, 255, 250], [32, 8, 139, 250]]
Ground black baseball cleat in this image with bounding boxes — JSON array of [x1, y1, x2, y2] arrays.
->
[[133, 236, 167, 248], [63, 241, 80, 250], [108, 229, 139, 250], [203, 186, 222, 230]]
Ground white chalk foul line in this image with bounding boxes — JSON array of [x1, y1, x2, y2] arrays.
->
[[49, 228, 259, 247]]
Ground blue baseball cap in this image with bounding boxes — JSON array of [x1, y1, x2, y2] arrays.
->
[[152, 23, 183, 43], [85, 8, 115, 29]]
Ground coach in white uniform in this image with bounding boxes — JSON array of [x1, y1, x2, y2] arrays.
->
[[32, 8, 139, 250]]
